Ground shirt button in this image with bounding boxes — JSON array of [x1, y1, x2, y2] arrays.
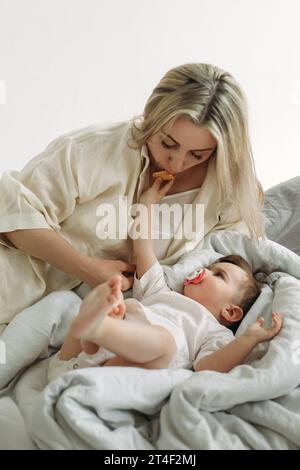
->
[[73, 363, 79, 369]]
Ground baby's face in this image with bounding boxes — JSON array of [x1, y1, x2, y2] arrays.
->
[[183, 262, 248, 319]]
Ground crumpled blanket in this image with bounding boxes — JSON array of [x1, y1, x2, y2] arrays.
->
[[1, 231, 300, 449]]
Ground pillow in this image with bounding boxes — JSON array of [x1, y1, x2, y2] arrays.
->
[[262, 176, 300, 256]]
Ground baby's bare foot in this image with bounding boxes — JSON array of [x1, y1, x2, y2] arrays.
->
[[70, 274, 124, 339], [108, 302, 126, 319]]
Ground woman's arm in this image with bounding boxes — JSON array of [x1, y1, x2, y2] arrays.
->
[[194, 313, 283, 373], [5, 228, 135, 290], [0, 129, 136, 290]]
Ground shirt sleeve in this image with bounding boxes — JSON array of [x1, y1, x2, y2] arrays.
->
[[132, 260, 171, 301], [192, 329, 234, 370], [0, 135, 80, 247]]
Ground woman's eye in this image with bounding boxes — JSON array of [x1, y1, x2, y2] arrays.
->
[[161, 140, 174, 149], [193, 154, 203, 161], [161, 140, 203, 160]]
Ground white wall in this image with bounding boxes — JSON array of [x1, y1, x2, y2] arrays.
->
[[0, 0, 299, 190]]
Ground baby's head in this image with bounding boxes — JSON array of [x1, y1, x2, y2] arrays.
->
[[183, 255, 261, 332]]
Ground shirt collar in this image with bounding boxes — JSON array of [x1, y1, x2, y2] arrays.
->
[[141, 143, 150, 164]]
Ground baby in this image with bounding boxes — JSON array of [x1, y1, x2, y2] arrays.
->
[[48, 177, 282, 381]]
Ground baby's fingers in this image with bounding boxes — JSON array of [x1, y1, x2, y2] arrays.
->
[[267, 312, 283, 337], [157, 178, 175, 195]]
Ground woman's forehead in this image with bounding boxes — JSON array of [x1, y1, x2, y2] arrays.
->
[[162, 117, 217, 148]]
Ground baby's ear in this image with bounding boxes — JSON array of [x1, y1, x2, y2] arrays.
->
[[221, 305, 243, 324]]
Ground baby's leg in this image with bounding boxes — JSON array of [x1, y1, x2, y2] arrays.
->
[[70, 275, 125, 338], [81, 303, 126, 354], [103, 353, 175, 369], [70, 275, 176, 366], [61, 280, 126, 360], [88, 321, 176, 366], [59, 333, 82, 361]]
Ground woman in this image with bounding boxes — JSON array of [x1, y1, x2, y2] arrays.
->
[[0, 63, 264, 330]]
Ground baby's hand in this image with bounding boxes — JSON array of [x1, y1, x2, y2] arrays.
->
[[245, 312, 283, 343], [139, 177, 175, 205]]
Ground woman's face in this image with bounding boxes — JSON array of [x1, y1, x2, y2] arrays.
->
[[146, 116, 217, 175]]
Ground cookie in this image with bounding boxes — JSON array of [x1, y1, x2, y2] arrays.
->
[[152, 170, 175, 181]]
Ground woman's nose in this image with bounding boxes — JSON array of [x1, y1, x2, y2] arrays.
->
[[168, 155, 186, 173]]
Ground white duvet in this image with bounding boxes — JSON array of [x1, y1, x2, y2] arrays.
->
[[1, 231, 300, 449]]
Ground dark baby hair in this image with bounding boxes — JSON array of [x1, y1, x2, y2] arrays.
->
[[212, 254, 261, 333]]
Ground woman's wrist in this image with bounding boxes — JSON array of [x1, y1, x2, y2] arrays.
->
[[77, 254, 98, 285]]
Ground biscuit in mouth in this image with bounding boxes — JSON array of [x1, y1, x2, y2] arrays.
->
[[152, 170, 175, 181]]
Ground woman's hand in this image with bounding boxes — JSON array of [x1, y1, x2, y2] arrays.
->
[[80, 256, 136, 291], [244, 312, 283, 343], [139, 178, 175, 206]]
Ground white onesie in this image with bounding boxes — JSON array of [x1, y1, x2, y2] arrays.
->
[[48, 261, 234, 382]]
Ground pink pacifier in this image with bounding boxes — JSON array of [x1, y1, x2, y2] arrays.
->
[[183, 268, 206, 286]]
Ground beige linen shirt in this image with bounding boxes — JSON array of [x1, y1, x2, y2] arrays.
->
[[0, 120, 248, 326]]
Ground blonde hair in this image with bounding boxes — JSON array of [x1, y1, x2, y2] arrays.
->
[[129, 63, 264, 239]]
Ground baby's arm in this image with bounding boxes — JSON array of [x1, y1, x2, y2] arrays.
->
[[194, 313, 283, 373], [132, 178, 174, 279]]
